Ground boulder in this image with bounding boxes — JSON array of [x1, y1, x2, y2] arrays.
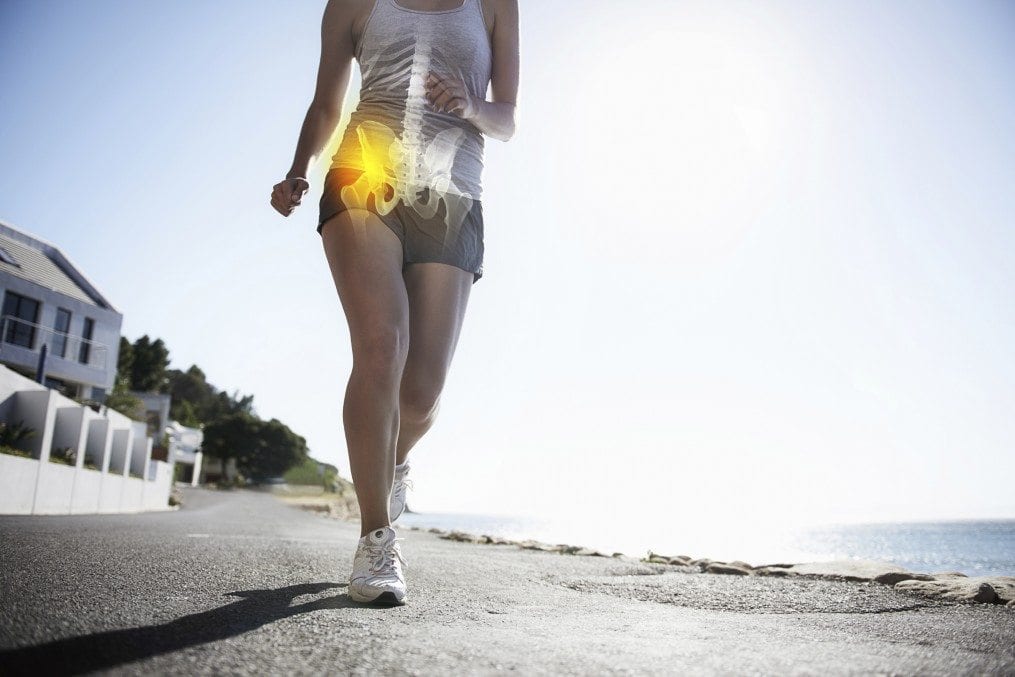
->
[[894, 576, 1015, 605], [440, 530, 480, 543], [770, 560, 913, 582], [705, 563, 752, 576], [517, 540, 559, 552], [575, 547, 609, 557], [874, 572, 937, 585]]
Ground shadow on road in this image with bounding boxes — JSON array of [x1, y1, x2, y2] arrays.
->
[[0, 581, 361, 676]]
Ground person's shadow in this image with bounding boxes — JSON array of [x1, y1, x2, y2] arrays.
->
[[0, 582, 369, 676]]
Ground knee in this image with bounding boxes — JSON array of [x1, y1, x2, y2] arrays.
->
[[351, 328, 408, 377], [400, 378, 443, 423]]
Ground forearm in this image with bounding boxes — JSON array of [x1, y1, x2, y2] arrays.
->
[[286, 103, 342, 180], [464, 99, 516, 142]]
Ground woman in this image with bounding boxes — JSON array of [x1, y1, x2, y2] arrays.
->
[[269, 0, 519, 606]]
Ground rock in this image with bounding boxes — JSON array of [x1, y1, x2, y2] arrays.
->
[[611, 552, 626, 558], [974, 583, 999, 603], [655, 554, 693, 563], [1007, 599, 1015, 609], [688, 558, 714, 568], [894, 576, 1015, 604], [427, 527, 447, 535], [517, 540, 558, 552], [705, 563, 752, 576], [440, 530, 481, 543], [575, 548, 609, 557], [874, 572, 937, 585], [773, 560, 913, 583], [754, 567, 794, 577], [728, 560, 753, 570]]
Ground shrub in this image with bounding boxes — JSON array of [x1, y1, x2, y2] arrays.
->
[[0, 444, 33, 459], [49, 446, 77, 466], [0, 420, 36, 450]]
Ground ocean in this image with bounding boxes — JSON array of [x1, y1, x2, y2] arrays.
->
[[395, 511, 1015, 578]]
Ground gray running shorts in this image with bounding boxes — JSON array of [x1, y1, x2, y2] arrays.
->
[[317, 167, 484, 284]]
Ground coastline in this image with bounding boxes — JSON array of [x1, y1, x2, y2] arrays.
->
[[275, 491, 1015, 610]]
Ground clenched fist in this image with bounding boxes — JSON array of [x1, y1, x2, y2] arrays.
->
[[271, 176, 310, 217], [425, 72, 478, 120]]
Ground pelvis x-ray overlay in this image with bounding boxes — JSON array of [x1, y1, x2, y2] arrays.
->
[[339, 23, 476, 249]]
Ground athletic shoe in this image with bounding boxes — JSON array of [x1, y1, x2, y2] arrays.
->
[[389, 461, 413, 523], [349, 525, 407, 605]]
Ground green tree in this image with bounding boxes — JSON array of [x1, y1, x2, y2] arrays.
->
[[104, 374, 145, 420], [202, 413, 307, 481], [129, 335, 170, 392], [165, 365, 256, 426]]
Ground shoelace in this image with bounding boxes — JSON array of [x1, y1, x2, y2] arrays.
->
[[364, 537, 409, 575], [395, 476, 414, 491]]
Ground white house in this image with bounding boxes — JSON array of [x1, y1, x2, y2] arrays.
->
[[0, 219, 175, 513], [0, 218, 122, 402]]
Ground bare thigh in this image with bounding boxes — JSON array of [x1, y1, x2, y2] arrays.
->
[[400, 263, 474, 402], [320, 209, 410, 362]]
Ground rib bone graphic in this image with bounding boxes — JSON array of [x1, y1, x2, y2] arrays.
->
[[340, 22, 475, 249]]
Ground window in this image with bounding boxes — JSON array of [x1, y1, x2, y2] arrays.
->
[[2, 291, 40, 349], [78, 317, 95, 364], [53, 307, 72, 358]]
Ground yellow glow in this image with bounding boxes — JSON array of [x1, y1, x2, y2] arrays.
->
[[337, 119, 474, 247]]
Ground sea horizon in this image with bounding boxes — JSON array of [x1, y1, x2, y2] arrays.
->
[[395, 510, 1015, 578]]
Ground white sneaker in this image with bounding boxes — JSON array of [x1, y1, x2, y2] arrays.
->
[[349, 525, 407, 605], [389, 462, 413, 523]]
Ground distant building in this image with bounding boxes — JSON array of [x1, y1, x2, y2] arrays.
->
[[0, 219, 122, 402], [164, 419, 204, 486], [132, 391, 171, 438]]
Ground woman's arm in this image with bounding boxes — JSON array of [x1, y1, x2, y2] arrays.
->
[[426, 0, 519, 142], [271, 0, 357, 217]]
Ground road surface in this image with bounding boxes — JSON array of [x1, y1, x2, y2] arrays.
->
[[1, 487, 1012, 675]]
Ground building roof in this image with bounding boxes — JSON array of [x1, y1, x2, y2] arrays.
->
[[0, 218, 117, 311]]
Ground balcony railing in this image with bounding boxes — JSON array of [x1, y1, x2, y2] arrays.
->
[[0, 314, 109, 371]]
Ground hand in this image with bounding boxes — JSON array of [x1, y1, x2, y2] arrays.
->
[[270, 176, 310, 217], [425, 72, 478, 119]]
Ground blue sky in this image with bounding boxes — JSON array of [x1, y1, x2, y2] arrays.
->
[[2, 1, 1013, 535]]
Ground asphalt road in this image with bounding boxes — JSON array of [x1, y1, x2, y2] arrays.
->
[[0, 487, 1012, 676]]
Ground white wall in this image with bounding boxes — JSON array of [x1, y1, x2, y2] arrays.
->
[[0, 454, 39, 514], [71, 467, 103, 514], [0, 364, 173, 515]]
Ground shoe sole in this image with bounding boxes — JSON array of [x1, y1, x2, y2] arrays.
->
[[350, 590, 406, 606]]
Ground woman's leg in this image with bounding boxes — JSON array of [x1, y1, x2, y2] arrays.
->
[[395, 262, 474, 465], [320, 209, 410, 537]]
